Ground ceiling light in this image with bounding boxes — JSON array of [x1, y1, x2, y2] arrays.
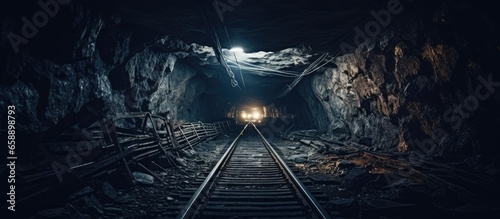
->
[[229, 47, 244, 53]]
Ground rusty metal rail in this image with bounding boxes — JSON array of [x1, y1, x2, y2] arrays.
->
[[176, 122, 331, 219]]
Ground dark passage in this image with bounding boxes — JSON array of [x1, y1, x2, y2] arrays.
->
[[1, 0, 499, 218]]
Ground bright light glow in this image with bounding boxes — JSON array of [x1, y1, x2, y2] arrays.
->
[[230, 47, 244, 53], [238, 106, 265, 122], [224, 47, 247, 61], [252, 112, 261, 119]]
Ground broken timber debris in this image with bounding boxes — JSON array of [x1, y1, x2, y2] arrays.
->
[[18, 98, 231, 206]]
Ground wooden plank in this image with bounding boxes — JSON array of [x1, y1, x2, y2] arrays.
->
[[103, 118, 134, 183]]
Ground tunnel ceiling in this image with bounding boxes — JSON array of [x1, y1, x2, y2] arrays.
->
[[98, 0, 498, 106], [4, 0, 495, 106], [3, 0, 500, 216], [98, 0, 385, 104], [2, 0, 499, 148], [104, 0, 375, 52]]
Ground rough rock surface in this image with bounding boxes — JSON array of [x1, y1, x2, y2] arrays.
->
[[293, 2, 500, 172], [1, 2, 500, 217]]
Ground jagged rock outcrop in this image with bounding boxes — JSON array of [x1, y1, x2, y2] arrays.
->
[[297, 1, 500, 173], [1, 0, 498, 172], [0, 2, 210, 131]]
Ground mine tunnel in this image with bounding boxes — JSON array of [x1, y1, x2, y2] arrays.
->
[[1, 0, 500, 218]]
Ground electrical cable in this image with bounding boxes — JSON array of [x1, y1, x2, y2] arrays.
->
[[223, 26, 246, 89], [224, 59, 301, 77], [275, 0, 385, 99], [196, 0, 241, 89]]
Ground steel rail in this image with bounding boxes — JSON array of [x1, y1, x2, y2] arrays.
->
[[252, 122, 332, 219], [176, 123, 250, 219], [177, 122, 331, 219]]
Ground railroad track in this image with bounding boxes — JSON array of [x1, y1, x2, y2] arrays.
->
[[176, 123, 331, 219]]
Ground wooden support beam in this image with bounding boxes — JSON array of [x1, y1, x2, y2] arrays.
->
[[102, 118, 135, 184], [191, 123, 200, 141], [178, 125, 194, 150], [137, 162, 164, 183]]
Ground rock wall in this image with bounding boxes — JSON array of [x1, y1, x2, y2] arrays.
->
[[1, 0, 499, 171], [0, 1, 209, 131], [300, 1, 500, 169]]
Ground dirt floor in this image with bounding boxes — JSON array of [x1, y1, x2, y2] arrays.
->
[[28, 132, 499, 219], [272, 136, 500, 219]]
